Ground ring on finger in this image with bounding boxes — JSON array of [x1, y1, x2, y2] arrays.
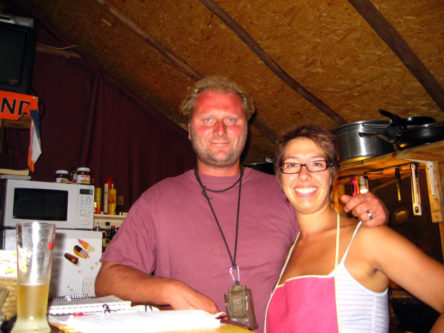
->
[[366, 210, 373, 220]]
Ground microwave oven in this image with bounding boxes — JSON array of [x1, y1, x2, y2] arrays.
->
[[0, 179, 94, 230]]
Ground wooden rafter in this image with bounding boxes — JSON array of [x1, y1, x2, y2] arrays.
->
[[199, 0, 347, 125], [348, 0, 444, 112], [93, 0, 278, 144]]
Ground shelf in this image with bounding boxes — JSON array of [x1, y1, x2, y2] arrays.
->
[[337, 140, 444, 181], [94, 213, 127, 228], [0, 114, 31, 129]]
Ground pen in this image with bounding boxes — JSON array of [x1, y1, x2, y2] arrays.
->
[[72, 312, 95, 317]]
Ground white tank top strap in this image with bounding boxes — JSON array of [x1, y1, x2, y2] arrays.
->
[[337, 221, 363, 266]]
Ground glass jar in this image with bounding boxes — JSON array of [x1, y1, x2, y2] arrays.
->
[[76, 167, 91, 184], [55, 170, 69, 183]]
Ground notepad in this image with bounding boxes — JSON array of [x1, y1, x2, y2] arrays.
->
[[50, 309, 221, 333], [48, 295, 131, 315]]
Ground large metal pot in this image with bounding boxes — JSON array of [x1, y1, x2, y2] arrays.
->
[[332, 120, 394, 163]]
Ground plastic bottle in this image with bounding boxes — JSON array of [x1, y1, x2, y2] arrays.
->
[[108, 188, 117, 215], [103, 177, 114, 214], [94, 187, 102, 214]]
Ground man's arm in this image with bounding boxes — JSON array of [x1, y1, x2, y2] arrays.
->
[[95, 261, 219, 313], [341, 192, 389, 227]]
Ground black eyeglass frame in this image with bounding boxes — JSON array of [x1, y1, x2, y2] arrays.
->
[[279, 159, 335, 174]]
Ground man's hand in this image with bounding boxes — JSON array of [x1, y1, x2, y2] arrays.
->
[[166, 280, 220, 314], [341, 192, 389, 227], [95, 261, 219, 314]]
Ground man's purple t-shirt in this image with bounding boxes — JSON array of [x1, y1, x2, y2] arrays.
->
[[101, 168, 298, 332]]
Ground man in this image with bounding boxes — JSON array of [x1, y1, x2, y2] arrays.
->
[[95, 76, 387, 332]]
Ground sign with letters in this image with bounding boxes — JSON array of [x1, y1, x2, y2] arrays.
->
[[0, 90, 41, 171]]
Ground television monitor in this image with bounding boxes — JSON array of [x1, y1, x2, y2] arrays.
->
[[0, 15, 37, 94]]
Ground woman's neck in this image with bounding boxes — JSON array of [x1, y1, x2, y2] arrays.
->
[[296, 207, 338, 238]]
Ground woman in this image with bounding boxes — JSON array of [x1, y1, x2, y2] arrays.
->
[[265, 125, 444, 332]]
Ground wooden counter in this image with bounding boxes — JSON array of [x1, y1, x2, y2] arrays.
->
[[334, 139, 444, 259], [160, 324, 251, 332], [50, 322, 251, 332]]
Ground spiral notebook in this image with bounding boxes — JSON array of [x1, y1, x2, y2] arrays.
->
[[48, 295, 131, 315]]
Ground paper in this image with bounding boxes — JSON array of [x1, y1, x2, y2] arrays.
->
[[48, 295, 131, 315], [0, 250, 17, 278], [49, 309, 221, 332]]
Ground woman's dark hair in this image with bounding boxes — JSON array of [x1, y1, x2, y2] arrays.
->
[[274, 124, 337, 178]]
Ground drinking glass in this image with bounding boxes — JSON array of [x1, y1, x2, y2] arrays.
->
[[12, 222, 56, 333]]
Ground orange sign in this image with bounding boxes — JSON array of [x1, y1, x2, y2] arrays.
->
[[0, 90, 38, 120], [0, 90, 41, 172]]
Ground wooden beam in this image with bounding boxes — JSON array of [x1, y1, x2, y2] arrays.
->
[[36, 43, 81, 59], [348, 0, 444, 112], [93, 0, 279, 144], [199, 0, 347, 125], [94, 0, 202, 81]]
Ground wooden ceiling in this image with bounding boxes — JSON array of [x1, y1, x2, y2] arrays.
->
[[14, 0, 444, 163]]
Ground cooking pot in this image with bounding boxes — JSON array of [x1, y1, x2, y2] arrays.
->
[[396, 122, 444, 149], [332, 120, 394, 163]]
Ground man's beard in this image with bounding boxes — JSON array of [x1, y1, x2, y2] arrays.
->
[[189, 127, 248, 168]]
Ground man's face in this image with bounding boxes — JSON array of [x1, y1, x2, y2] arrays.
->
[[188, 90, 248, 169]]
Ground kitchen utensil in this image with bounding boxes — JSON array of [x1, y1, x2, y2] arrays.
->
[[396, 122, 444, 149], [410, 164, 422, 216], [377, 109, 436, 144], [379, 109, 435, 126], [332, 120, 394, 163], [392, 168, 409, 225]]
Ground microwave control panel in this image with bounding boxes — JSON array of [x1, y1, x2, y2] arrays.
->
[[78, 186, 94, 227]]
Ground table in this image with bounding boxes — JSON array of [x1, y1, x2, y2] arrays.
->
[[50, 323, 251, 333], [155, 324, 251, 332]]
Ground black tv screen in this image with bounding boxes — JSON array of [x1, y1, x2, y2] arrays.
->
[[0, 17, 36, 94]]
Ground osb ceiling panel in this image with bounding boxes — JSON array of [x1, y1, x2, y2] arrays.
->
[[20, 0, 444, 163]]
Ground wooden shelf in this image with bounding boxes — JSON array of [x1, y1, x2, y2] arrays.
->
[[0, 114, 31, 129], [338, 140, 444, 181]]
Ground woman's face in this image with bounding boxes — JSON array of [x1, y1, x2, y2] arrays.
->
[[280, 137, 333, 215]]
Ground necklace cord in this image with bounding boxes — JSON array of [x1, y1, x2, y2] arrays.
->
[[194, 166, 243, 282]]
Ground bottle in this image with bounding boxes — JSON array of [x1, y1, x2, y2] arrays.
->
[[108, 188, 117, 215], [55, 170, 69, 183], [110, 226, 117, 242], [76, 167, 91, 184], [359, 175, 368, 194], [70, 168, 77, 183], [103, 177, 114, 214], [116, 195, 125, 215], [94, 187, 102, 214], [103, 221, 111, 250]]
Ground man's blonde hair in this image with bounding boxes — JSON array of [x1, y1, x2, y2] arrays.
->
[[180, 76, 255, 120]]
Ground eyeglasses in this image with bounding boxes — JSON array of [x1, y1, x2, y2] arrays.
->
[[280, 160, 332, 174]]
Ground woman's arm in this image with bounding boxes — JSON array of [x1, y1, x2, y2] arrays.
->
[[362, 226, 444, 332]]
